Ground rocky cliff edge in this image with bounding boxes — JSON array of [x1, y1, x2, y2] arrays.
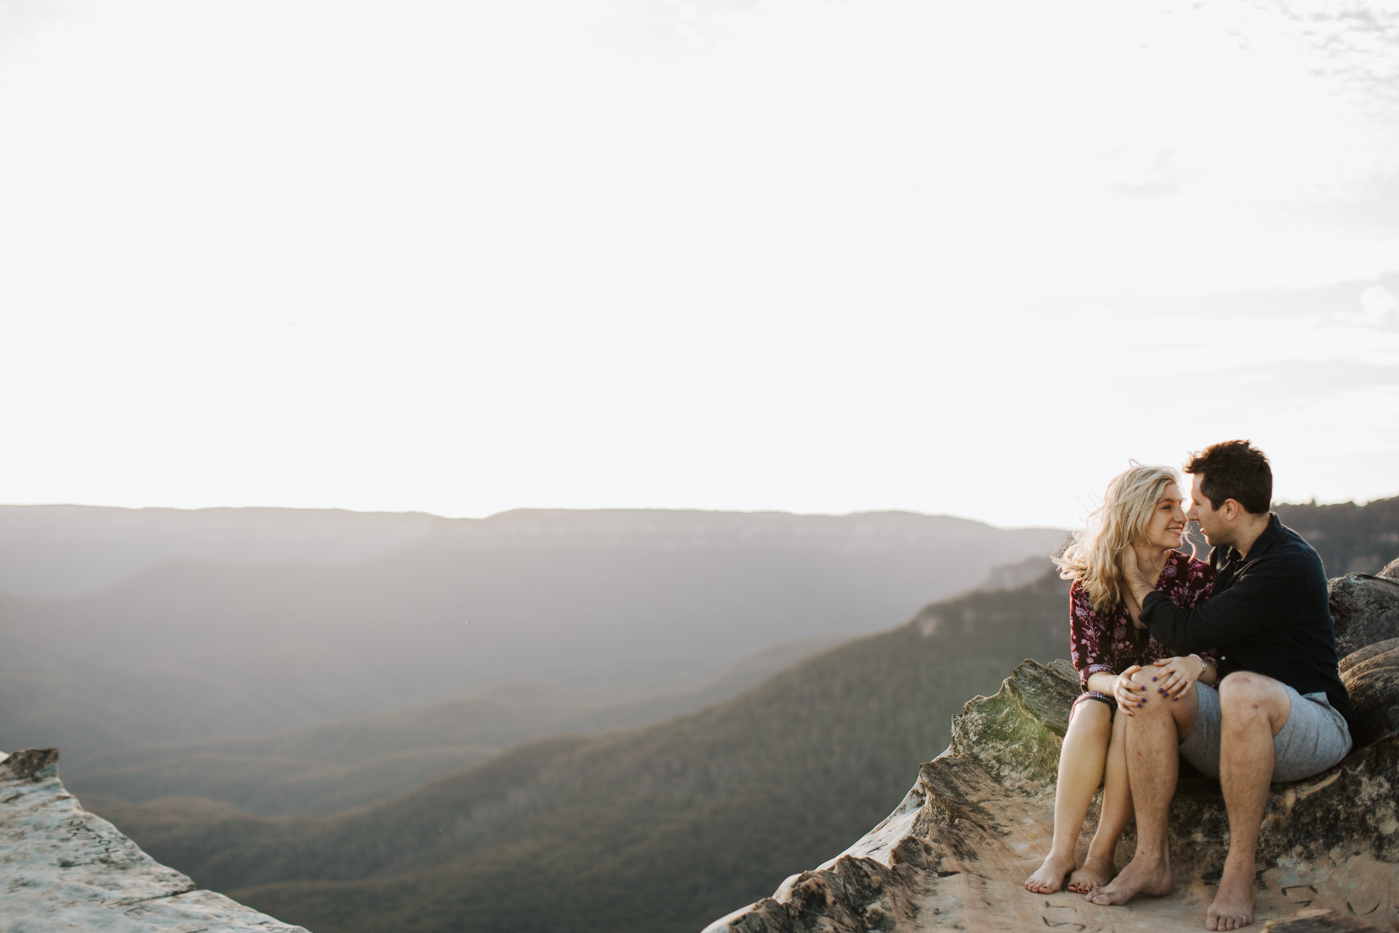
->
[[705, 560, 1399, 933], [0, 746, 309, 932]]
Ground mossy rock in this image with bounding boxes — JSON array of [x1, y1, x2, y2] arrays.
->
[[947, 658, 1078, 796]]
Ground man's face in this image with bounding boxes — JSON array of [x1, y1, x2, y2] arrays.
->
[[1187, 473, 1227, 546]]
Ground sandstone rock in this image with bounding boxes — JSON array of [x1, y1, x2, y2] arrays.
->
[[1380, 558, 1399, 582], [1340, 638, 1399, 748], [1263, 907, 1388, 931], [1329, 573, 1399, 658], [706, 593, 1399, 933], [0, 747, 310, 932]]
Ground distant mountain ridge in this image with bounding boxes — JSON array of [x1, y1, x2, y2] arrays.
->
[[0, 505, 1061, 599], [0, 507, 1067, 764], [6, 498, 1385, 600], [1275, 497, 1399, 575], [0, 505, 441, 599]]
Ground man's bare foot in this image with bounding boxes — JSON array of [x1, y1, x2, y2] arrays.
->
[[1085, 854, 1173, 906], [1206, 868, 1256, 930], [1024, 850, 1076, 894], [1066, 854, 1114, 893]]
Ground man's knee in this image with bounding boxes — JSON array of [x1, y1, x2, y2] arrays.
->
[[1219, 672, 1289, 729], [1219, 671, 1270, 707]]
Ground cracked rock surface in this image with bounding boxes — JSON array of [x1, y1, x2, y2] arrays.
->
[[705, 568, 1399, 933], [0, 747, 309, 932]]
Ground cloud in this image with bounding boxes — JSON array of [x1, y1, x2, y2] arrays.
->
[[1100, 272, 1399, 323], [1227, 358, 1399, 392], [1354, 283, 1399, 323], [1269, 0, 1399, 110], [1103, 144, 1181, 197], [0, 0, 75, 67]]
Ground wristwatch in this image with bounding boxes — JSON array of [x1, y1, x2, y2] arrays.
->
[[1189, 653, 1206, 673]]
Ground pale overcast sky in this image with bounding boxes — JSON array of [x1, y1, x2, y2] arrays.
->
[[1, 0, 1396, 528]]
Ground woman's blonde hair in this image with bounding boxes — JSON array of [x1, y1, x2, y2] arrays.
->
[[1054, 463, 1182, 613]]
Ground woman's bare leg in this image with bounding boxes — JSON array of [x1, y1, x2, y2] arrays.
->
[[1025, 700, 1112, 894], [1068, 708, 1131, 892]]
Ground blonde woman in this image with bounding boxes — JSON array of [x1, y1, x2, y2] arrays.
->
[[1023, 464, 1218, 895]]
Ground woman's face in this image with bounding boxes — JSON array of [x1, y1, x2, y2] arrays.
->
[[1142, 482, 1188, 550]]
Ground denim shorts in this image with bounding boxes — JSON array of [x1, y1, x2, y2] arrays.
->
[[1179, 680, 1352, 783]]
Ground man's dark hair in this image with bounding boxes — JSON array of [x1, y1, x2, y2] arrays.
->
[[1184, 440, 1272, 514]]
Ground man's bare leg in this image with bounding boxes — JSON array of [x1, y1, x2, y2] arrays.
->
[[1207, 673, 1290, 931], [1087, 670, 1198, 906], [1026, 701, 1112, 893], [1068, 708, 1131, 892]]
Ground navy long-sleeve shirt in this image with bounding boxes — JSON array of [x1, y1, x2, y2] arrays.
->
[[1141, 513, 1355, 734]]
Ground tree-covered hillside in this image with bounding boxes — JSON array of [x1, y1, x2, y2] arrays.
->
[[94, 572, 1072, 933], [1276, 496, 1399, 575]]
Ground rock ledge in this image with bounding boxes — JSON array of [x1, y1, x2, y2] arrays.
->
[[0, 747, 310, 932]]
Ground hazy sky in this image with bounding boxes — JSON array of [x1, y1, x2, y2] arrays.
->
[[1, 0, 1396, 528]]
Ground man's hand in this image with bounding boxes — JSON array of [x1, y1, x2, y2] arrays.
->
[[1118, 548, 1156, 608], [1113, 664, 1147, 716], [1120, 547, 1147, 588], [1150, 656, 1201, 700]]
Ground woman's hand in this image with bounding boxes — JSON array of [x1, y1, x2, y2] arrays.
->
[[1113, 665, 1145, 715], [1151, 655, 1202, 700]]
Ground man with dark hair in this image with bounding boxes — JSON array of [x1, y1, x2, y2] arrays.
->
[[1087, 440, 1355, 931], [1185, 440, 1273, 516]]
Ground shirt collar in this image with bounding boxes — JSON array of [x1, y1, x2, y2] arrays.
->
[[1224, 512, 1282, 565]]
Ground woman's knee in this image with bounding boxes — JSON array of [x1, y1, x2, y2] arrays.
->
[[1069, 699, 1112, 738], [1121, 667, 1165, 713], [1127, 667, 1156, 689]]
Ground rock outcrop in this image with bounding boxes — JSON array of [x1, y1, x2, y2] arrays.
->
[[0, 747, 309, 932], [1331, 571, 1399, 659], [705, 569, 1399, 933]]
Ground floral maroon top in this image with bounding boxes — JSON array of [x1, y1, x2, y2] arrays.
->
[[1070, 550, 1217, 708]]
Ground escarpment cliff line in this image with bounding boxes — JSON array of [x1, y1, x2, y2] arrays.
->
[[705, 561, 1399, 933], [0, 747, 310, 932]]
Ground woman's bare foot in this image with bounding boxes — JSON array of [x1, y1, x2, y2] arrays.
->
[[1066, 853, 1114, 893], [1085, 854, 1173, 905], [1024, 850, 1076, 894], [1206, 867, 1255, 930]]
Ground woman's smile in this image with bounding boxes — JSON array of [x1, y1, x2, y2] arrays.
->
[[1144, 482, 1189, 551]]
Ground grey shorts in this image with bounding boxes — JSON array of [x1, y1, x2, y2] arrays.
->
[[1179, 680, 1352, 783]]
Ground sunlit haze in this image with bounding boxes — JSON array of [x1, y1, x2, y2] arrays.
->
[[2, 0, 1396, 528]]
